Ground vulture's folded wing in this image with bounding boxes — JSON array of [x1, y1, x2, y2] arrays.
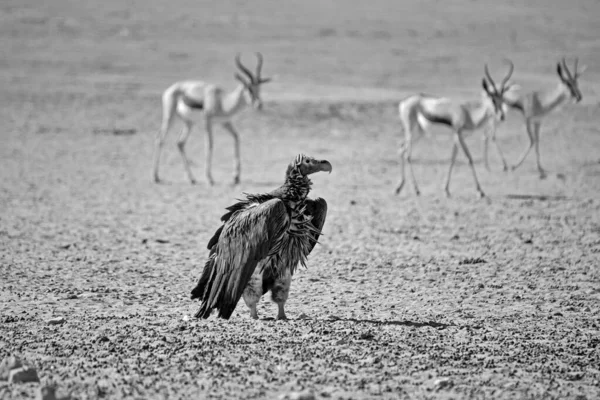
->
[[305, 197, 328, 254], [191, 198, 289, 319]]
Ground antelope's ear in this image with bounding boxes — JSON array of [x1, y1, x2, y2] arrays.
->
[[235, 73, 250, 86], [482, 78, 491, 93], [506, 83, 521, 92], [259, 77, 272, 84], [577, 65, 588, 76], [557, 63, 565, 80]]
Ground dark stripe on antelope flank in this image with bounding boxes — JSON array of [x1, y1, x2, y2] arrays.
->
[[420, 111, 453, 127], [181, 95, 204, 110], [507, 100, 524, 113]]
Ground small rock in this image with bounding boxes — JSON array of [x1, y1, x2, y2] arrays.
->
[[565, 371, 584, 381], [523, 238, 533, 244], [9, 366, 40, 383], [96, 336, 110, 343], [47, 317, 66, 325], [296, 313, 309, 320], [279, 391, 316, 400], [37, 386, 57, 400], [0, 356, 23, 380], [349, 200, 356, 205], [433, 377, 453, 391]]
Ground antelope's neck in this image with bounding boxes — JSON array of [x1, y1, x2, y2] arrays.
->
[[220, 84, 248, 116], [467, 99, 494, 128], [543, 83, 570, 113]]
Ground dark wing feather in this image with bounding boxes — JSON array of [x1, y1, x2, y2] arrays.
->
[[191, 198, 289, 319], [305, 197, 328, 254]]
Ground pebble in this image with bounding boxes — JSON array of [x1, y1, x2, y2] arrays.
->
[[37, 386, 56, 400], [279, 391, 316, 400], [0, 356, 23, 380], [9, 366, 40, 383], [48, 317, 66, 325], [433, 377, 454, 391]]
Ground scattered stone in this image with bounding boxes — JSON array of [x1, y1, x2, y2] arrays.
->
[[458, 257, 486, 265], [37, 385, 57, 400], [9, 366, 40, 383], [96, 336, 110, 343], [296, 313, 309, 320], [523, 238, 533, 244], [47, 317, 66, 325], [279, 391, 316, 400], [565, 371, 584, 381], [155, 238, 170, 244], [433, 377, 454, 391], [0, 356, 23, 380]]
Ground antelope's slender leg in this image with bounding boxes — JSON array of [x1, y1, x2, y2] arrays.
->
[[532, 121, 546, 179], [222, 121, 241, 185], [455, 131, 485, 197], [204, 117, 215, 186], [484, 125, 508, 172], [482, 133, 491, 172], [176, 120, 197, 184], [153, 116, 173, 183], [404, 137, 420, 196], [444, 141, 459, 197], [490, 128, 509, 171], [512, 119, 535, 171], [395, 139, 407, 195]]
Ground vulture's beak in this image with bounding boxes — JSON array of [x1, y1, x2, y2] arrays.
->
[[317, 160, 332, 174]]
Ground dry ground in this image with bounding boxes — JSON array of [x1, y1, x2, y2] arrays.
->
[[1, 0, 600, 399]]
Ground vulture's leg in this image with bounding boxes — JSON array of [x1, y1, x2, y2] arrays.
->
[[271, 270, 292, 321], [242, 271, 263, 320]]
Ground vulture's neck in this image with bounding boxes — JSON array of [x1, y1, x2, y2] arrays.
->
[[279, 167, 312, 204]]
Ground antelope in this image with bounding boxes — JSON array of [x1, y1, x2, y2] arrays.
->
[[395, 61, 516, 198], [504, 58, 586, 179], [153, 53, 272, 185]]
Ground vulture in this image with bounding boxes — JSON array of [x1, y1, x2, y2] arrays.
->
[[191, 154, 332, 320]]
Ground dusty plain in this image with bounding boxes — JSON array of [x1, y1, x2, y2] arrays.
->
[[1, 0, 600, 399]]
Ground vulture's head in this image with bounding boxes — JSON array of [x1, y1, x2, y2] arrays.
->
[[287, 154, 333, 177]]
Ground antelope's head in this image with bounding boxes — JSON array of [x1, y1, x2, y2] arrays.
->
[[482, 59, 516, 122], [234, 52, 272, 110], [557, 57, 585, 103]]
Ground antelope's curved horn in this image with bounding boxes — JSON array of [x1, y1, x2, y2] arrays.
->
[[561, 57, 573, 81], [255, 52, 263, 79], [484, 64, 498, 92], [235, 53, 255, 83], [500, 59, 514, 91]]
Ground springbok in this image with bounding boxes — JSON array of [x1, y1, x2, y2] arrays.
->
[[395, 61, 515, 198], [503, 58, 586, 179], [153, 53, 272, 185]]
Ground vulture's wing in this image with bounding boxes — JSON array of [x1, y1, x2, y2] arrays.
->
[[305, 197, 328, 254], [191, 198, 289, 319]]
